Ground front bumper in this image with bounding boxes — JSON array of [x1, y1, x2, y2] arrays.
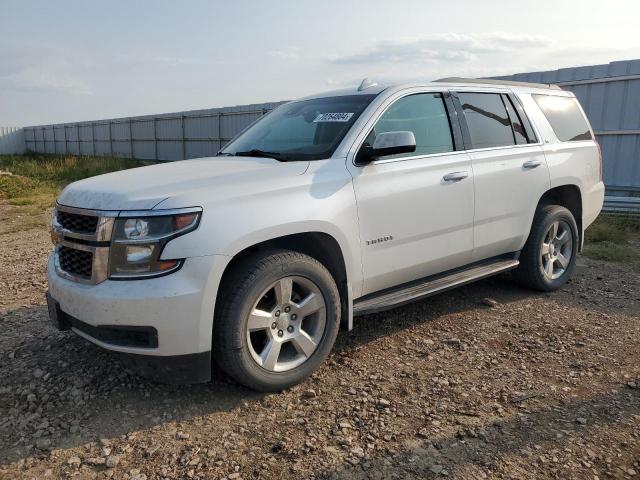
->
[[47, 253, 230, 383], [47, 293, 211, 384]]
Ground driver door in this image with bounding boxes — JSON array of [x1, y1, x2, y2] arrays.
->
[[347, 91, 475, 296]]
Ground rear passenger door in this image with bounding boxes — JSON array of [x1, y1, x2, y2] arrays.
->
[[453, 91, 550, 261]]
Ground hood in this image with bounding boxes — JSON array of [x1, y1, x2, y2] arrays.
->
[[57, 157, 309, 211]]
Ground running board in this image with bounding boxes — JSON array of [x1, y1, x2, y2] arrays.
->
[[353, 259, 519, 316]]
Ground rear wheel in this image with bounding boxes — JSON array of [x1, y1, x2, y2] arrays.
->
[[213, 250, 340, 391], [514, 205, 579, 291]]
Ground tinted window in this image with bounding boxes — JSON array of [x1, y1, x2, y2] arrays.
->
[[367, 93, 454, 159], [458, 93, 515, 149], [533, 94, 593, 142]]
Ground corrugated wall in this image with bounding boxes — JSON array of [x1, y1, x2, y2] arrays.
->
[[23, 101, 285, 162], [492, 59, 640, 194], [0, 127, 26, 154]]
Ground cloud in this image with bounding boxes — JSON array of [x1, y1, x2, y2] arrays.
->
[[268, 46, 301, 60], [2, 67, 94, 95], [330, 32, 551, 65], [115, 52, 212, 68], [149, 56, 209, 67], [323, 32, 640, 90], [0, 46, 94, 95]]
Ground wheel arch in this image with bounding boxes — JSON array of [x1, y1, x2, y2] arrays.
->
[[537, 184, 583, 249], [216, 230, 354, 332]]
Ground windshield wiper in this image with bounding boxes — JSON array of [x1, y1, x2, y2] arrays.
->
[[234, 149, 289, 162]]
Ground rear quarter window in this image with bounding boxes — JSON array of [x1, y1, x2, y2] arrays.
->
[[532, 94, 593, 142]]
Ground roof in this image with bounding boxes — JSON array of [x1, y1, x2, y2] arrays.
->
[[299, 76, 570, 102], [296, 73, 572, 101], [434, 77, 561, 90]]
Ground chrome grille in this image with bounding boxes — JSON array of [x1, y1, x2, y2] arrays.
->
[[58, 246, 93, 279], [52, 205, 116, 284], [57, 210, 98, 234]]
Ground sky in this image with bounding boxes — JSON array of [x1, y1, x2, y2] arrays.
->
[[1, 0, 640, 126]]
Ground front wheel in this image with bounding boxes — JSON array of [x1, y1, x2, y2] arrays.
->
[[514, 205, 579, 292], [213, 250, 340, 391]]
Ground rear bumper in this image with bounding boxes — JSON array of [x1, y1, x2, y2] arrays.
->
[[583, 181, 605, 229], [580, 181, 605, 250]]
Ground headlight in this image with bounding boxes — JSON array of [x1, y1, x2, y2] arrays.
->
[[108, 209, 201, 279], [124, 218, 149, 239]]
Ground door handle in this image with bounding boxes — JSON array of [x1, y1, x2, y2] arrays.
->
[[443, 171, 469, 182], [523, 159, 542, 169]]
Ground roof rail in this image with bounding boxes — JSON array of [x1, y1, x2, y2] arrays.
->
[[434, 77, 562, 90]]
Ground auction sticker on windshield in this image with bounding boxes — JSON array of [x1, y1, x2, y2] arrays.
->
[[313, 113, 354, 122]]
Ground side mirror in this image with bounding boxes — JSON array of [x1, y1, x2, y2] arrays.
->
[[357, 131, 417, 164], [373, 131, 416, 157]]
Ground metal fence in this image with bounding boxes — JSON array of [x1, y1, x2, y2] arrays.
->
[[0, 127, 25, 155], [492, 59, 640, 196], [22, 101, 284, 161]]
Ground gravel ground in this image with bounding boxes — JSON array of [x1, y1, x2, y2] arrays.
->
[[1, 208, 639, 480]]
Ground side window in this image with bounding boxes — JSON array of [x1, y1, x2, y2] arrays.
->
[[368, 93, 454, 159], [457, 92, 516, 149], [532, 94, 593, 142]]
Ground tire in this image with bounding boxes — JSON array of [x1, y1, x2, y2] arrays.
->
[[213, 249, 341, 392], [514, 205, 579, 292]]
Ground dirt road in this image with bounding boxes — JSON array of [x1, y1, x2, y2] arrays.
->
[[1, 215, 639, 479]]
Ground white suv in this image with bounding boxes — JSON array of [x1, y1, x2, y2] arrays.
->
[[47, 78, 604, 391]]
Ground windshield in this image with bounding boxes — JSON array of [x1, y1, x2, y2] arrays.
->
[[220, 94, 377, 161]]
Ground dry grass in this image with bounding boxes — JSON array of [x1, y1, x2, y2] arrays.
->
[[0, 154, 149, 234], [0, 154, 145, 184], [583, 214, 640, 269]]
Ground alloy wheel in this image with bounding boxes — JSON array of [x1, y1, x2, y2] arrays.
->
[[245, 276, 326, 372], [540, 220, 573, 280]]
